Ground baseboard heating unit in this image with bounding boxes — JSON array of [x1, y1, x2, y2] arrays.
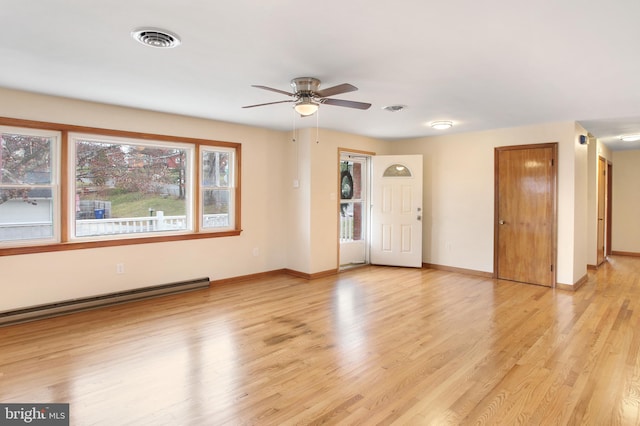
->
[[0, 277, 210, 327]]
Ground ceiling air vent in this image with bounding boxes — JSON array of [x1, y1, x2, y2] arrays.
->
[[382, 105, 407, 112], [131, 28, 181, 48]]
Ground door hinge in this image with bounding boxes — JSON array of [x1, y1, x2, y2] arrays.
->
[[551, 159, 555, 166], [551, 264, 554, 272]]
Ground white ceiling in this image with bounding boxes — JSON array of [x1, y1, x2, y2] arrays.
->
[[2, 1, 640, 149]]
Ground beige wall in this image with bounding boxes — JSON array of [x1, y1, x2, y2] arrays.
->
[[612, 149, 640, 253], [391, 121, 589, 286], [0, 88, 291, 311], [0, 88, 388, 311], [586, 137, 613, 266], [0, 86, 598, 312], [558, 123, 589, 284], [289, 128, 390, 275], [285, 127, 312, 274]]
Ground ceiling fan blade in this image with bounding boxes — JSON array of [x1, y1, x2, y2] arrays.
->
[[251, 85, 294, 97], [242, 100, 295, 108], [315, 83, 358, 98], [321, 98, 371, 110]]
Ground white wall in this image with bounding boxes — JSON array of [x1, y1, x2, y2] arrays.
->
[[612, 149, 640, 253], [391, 121, 588, 286], [0, 88, 290, 311]]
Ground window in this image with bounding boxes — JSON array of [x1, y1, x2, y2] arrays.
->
[[0, 118, 241, 254], [339, 158, 367, 243], [201, 147, 235, 230], [0, 126, 59, 246], [70, 133, 193, 239], [383, 164, 412, 177]]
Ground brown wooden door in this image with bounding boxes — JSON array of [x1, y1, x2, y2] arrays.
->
[[596, 156, 606, 265], [495, 144, 557, 287]]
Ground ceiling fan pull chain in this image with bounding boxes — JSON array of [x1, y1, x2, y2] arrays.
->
[[292, 107, 297, 143], [316, 107, 320, 144], [292, 108, 299, 183]]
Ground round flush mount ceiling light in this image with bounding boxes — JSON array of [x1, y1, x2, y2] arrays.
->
[[131, 28, 181, 48], [430, 120, 453, 130], [620, 134, 640, 142]]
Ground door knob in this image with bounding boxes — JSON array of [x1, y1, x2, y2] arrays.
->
[[499, 220, 506, 225]]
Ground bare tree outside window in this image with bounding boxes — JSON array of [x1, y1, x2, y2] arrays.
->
[[73, 136, 190, 237], [201, 148, 233, 229], [1, 122, 240, 249], [0, 133, 52, 205], [0, 131, 56, 242]]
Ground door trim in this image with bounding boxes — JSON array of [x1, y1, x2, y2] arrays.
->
[[606, 161, 613, 257], [493, 143, 558, 287], [337, 148, 375, 271], [596, 155, 607, 265]]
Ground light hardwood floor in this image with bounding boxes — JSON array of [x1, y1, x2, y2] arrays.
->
[[1, 256, 640, 425]]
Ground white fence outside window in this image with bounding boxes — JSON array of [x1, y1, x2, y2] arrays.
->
[[0, 213, 230, 240]]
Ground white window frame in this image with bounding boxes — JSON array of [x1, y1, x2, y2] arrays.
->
[[68, 132, 195, 242], [200, 145, 236, 232], [0, 126, 61, 247]]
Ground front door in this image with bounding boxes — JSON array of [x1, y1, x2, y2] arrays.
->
[[495, 144, 557, 287], [370, 155, 423, 268]]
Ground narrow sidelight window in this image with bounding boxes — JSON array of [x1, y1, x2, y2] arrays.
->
[[200, 146, 235, 231]]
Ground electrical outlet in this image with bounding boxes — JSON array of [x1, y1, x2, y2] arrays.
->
[[252, 247, 259, 257], [116, 263, 125, 274]]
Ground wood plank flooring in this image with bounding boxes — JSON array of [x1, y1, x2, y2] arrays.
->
[[1, 256, 640, 425]]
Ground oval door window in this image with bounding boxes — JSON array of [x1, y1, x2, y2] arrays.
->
[[383, 164, 412, 177]]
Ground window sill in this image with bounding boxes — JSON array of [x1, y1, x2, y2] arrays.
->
[[0, 229, 242, 257]]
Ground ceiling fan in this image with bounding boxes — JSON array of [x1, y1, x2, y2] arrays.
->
[[242, 77, 371, 116]]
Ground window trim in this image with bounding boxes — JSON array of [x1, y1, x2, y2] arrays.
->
[[68, 132, 197, 241], [0, 116, 242, 257]]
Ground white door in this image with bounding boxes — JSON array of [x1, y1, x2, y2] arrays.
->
[[370, 155, 423, 267]]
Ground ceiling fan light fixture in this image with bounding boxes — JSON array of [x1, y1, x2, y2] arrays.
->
[[430, 120, 453, 130], [620, 134, 640, 142], [294, 99, 319, 116], [244, 77, 369, 114]]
